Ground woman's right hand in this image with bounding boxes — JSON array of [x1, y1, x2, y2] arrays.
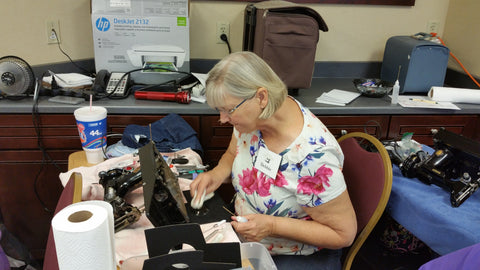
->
[[190, 134, 236, 206], [189, 170, 223, 204]]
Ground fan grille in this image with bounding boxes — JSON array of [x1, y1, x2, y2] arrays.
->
[[0, 56, 35, 96]]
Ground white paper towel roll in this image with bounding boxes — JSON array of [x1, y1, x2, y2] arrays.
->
[[52, 201, 116, 270], [428, 86, 480, 104]]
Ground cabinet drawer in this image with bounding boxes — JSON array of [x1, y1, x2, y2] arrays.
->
[[388, 115, 478, 146], [0, 114, 200, 154], [317, 115, 390, 139], [0, 114, 79, 151], [200, 116, 232, 165], [200, 116, 233, 149]]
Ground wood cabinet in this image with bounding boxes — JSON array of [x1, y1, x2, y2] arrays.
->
[[200, 116, 233, 166], [387, 115, 479, 145], [0, 114, 200, 261], [200, 115, 391, 166], [0, 115, 74, 260], [317, 115, 390, 139], [0, 112, 478, 261]]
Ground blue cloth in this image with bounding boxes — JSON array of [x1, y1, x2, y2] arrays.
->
[[387, 164, 480, 255], [105, 140, 137, 158], [272, 249, 341, 270], [121, 113, 203, 155], [419, 242, 480, 270], [0, 231, 10, 270]]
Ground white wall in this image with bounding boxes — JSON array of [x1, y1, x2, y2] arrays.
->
[[190, 0, 449, 62], [443, 0, 480, 75], [4, 0, 474, 76]]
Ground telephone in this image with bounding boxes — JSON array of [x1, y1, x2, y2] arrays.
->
[[92, 70, 130, 97]]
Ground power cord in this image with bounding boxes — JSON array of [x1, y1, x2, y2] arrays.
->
[[220, 34, 232, 54], [95, 67, 194, 100], [31, 79, 61, 213], [51, 29, 94, 77]]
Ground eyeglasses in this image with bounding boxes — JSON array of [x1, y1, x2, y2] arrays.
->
[[216, 97, 250, 115]]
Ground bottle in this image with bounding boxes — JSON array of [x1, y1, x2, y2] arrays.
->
[[391, 79, 400, 104], [391, 66, 401, 105]]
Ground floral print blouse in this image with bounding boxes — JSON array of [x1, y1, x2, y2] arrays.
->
[[232, 98, 346, 255]]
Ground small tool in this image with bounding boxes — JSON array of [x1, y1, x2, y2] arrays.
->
[[203, 220, 226, 235], [236, 216, 248, 223], [172, 157, 188, 164], [222, 206, 248, 223], [205, 229, 224, 243]]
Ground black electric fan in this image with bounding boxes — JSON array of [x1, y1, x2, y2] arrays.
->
[[0, 56, 36, 98]]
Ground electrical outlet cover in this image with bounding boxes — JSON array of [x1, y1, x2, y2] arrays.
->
[[46, 20, 60, 44], [216, 22, 230, 44]]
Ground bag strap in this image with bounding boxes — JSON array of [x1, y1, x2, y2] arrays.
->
[[253, 0, 328, 32]]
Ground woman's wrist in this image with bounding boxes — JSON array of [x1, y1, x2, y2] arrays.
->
[[269, 215, 277, 238], [209, 168, 230, 188]]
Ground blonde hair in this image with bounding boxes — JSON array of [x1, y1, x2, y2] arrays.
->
[[205, 51, 287, 119]]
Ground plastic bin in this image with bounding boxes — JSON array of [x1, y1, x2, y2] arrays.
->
[[237, 242, 277, 270]]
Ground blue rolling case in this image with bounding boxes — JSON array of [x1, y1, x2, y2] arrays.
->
[[381, 35, 450, 94]]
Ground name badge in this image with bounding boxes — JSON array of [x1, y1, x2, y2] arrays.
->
[[255, 146, 281, 179]]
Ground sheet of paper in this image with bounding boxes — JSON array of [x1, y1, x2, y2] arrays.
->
[[191, 72, 207, 87], [199, 221, 241, 244], [397, 95, 461, 110], [316, 89, 361, 106]]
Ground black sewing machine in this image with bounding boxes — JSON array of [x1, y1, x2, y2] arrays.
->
[[400, 128, 480, 207], [138, 141, 190, 227], [99, 141, 189, 232], [99, 167, 143, 232]]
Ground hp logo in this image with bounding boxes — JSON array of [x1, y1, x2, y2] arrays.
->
[[95, 17, 110, 32]]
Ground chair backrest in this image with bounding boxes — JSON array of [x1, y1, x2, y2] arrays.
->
[[337, 132, 392, 270], [43, 173, 82, 270]]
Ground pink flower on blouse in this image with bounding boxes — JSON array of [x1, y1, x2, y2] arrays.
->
[[297, 165, 333, 195], [272, 170, 288, 188], [239, 167, 259, 195], [256, 174, 272, 196], [238, 168, 288, 196]]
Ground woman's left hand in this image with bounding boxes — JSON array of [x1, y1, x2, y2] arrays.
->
[[230, 214, 275, 242]]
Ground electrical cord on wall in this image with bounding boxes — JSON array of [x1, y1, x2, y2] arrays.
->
[[221, 34, 232, 54], [51, 29, 94, 77]]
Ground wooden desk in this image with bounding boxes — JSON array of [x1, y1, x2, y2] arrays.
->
[[68, 150, 95, 170]]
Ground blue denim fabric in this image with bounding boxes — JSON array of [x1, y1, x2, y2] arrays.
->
[[121, 113, 203, 155], [272, 249, 342, 270]]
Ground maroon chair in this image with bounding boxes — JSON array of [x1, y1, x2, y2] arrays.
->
[[42, 174, 82, 270], [337, 132, 393, 270]]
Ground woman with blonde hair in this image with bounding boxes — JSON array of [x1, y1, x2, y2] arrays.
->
[[190, 51, 357, 269]]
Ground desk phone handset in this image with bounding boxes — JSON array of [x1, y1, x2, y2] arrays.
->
[[92, 69, 130, 97]]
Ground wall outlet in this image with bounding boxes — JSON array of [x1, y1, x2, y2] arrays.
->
[[46, 19, 60, 44], [216, 22, 230, 44], [426, 20, 440, 34]]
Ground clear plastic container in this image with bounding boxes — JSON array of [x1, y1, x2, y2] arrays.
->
[[237, 242, 277, 270]]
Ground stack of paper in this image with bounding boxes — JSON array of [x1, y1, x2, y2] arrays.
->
[[316, 89, 361, 106], [397, 95, 460, 110], [43, 72, 94, 88]]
